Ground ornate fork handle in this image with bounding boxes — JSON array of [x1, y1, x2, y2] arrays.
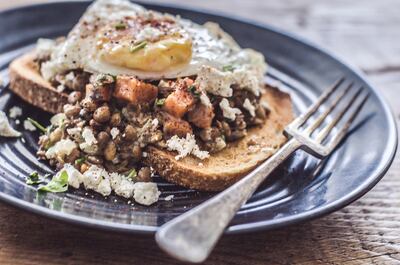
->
[[156, 138, 302, 263]]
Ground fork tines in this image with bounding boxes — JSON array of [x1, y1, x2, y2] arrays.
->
[[286, 77, 369, 157]]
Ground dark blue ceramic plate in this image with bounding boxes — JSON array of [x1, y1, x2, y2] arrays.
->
[[0, 1, 397, 234]]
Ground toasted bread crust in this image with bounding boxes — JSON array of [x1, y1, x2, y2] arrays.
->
[[9, 53, 68, 114], [144, 87, 293, 191], [8, 52, 294, 191]]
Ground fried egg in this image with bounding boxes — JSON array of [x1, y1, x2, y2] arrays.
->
[[41, 0, 267, 81]]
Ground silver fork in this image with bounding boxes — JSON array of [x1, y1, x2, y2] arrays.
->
[[155, 78, 369, 263]]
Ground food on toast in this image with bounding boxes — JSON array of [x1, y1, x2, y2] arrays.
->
[[8, 0, 293, 202]]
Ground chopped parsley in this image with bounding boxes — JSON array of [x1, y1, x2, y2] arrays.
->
[[38, 170, 69, 193], [127, 168, 137, 180], [75, 157, 86, 165], [27, 118, 47, 134], [222, 65, 235, 72], [115, 23, 127, 30], [130, 41, 147, 53], [187, 85, 200, 98], [26, 172, 45, 185], [155, 98, 166, 106]]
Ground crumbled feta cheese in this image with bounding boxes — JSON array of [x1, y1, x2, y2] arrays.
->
[[57, 84, 65, 93], [0, 111, 21, 137], [199, 92, 212, 107], [96, 178, 112, 196], [166, 133, 209, 160], [110, 127, 120, 139], [67, 127, 82, 142], [79, 142, 98, 154], [214, 136, 227, 151], [65, 71, 75, 82], [195, 66, 233, 97], [142, 152, 148, 158], [15, 119, 20, 125], [53, 163, 161, 205], [50, 113, 67, 126], [165, 195, 174, 201], [79, 127, 98, 153], [133, 182, 160, 206], [243, 98, 256, 117], [82, 165, 107, 190], [219, 98, 241, 120], [115, 178, 135, 198], [63, 163, 83, 189], [9, 106, 22, 119], [109, 172, 123, 190], [77, 165, 113, 197], [23, 120, 37, 131], [194, 62, 264, 98], [45, 139, 77, 159], [232, 68, 262, 96]]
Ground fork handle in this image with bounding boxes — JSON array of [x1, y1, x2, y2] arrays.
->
[[155, 138, 302, 263]]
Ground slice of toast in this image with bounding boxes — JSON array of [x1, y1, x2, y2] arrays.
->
[[9, 52, 68, 114], [8, 52, 294, 191], [144, 89, 293, 191]]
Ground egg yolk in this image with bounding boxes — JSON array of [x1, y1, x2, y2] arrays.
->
[[98, 27, 192, 72]]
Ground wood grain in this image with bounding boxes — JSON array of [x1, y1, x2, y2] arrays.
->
[[0, 1, 399, 264]]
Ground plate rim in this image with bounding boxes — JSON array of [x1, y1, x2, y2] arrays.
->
[[0, 0, 397, 235]]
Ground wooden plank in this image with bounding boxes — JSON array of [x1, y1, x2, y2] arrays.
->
[[0, 0, 399, 264]]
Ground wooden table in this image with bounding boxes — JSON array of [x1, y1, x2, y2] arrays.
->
[[1, 1, 399, 264]]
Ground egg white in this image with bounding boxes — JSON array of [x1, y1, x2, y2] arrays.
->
[[41, 0, 266, 81]]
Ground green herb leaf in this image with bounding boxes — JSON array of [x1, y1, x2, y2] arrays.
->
[[38, 170, 69, 193], [155, 98, 166, 106], [130, 41, 147, 53], [187, 85, 200, 98], [26, 172, 45, 185], [222, 65, 235, 72], [127, 168, 137, 180], [27, 118, 47, 134], [115, 23, 127, 30], [75, 157, 86, 165]]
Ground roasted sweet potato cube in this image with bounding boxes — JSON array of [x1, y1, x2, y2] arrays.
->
[[85, 84, 111, 102], [163, 88, 195, 118], [114, 76, 158, 105]]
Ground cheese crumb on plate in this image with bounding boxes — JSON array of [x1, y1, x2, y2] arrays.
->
[[9, 106, 22, 119], [23, 119, 37, 131], [56, 164, 161, 205], [0, 111, 21, 137]]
